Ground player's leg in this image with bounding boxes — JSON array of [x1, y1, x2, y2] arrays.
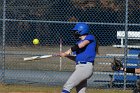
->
[[62, 64, 93, 93], [76, 80, 87, 93], [135, 80, 140, 93], [136, 80, 140, 90], [133, 80, 140, 93], [61, 69, 79, 93]]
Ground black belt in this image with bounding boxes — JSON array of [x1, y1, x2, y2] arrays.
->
[[76, 61, 94, 65]]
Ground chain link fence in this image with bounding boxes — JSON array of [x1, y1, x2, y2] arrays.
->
[[0, 0, 140, 91]]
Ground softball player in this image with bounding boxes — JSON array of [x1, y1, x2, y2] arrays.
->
[[58, 22, 99, 93]]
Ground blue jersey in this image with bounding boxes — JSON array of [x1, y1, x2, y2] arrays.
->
[[74, 34, 96, 64]]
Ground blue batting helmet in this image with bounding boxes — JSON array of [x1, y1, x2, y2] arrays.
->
[[72, 22, 90, 35]]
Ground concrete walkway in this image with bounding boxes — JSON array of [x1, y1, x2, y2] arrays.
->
[[0, 69, 112, 88]]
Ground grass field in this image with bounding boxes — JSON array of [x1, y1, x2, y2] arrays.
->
[[0, 84, 132, 93]]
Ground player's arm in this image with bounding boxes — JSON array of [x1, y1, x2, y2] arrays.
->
[[59, 40, 90, 57], [120, 68, 140, 74], [79, 40, 90, 48], [59, 49, 75, 61], [71, 40, 90, 52], [66, 55, 76, 61], [135, 68, 140, 74], [123, 53, 140, 74], [63, 40, 90, 56]]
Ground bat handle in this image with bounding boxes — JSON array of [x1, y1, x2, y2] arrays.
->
[[52, 53, 60, 57]]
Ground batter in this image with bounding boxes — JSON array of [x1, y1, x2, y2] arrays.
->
[[58, 22, 99, 93]]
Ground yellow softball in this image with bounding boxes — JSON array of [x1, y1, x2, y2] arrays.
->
[[33, 38, 39, 45]]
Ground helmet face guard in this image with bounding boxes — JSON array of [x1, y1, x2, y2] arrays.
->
[[71, 23, 89, 38], [73, 30, 81, 39]]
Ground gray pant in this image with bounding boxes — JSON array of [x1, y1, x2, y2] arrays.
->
[[63, 63, 94, 93]]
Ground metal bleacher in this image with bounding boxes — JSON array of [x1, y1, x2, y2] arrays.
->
[[107, 31, 140, 88]]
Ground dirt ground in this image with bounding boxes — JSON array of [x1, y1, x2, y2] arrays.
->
[[0, 84, 132, 93]]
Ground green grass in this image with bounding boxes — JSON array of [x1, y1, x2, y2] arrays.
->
[[0, 84, 132, 93]]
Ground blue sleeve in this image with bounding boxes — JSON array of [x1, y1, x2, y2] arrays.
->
[[84, 35, 95, 42]]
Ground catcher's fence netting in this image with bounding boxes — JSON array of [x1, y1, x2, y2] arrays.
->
[[0, 0, 140, 91]]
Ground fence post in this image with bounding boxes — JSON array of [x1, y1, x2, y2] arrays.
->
[[1, 0, 6, 83], [59, 38, 62, 71], [124, 0, 129, 90]]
